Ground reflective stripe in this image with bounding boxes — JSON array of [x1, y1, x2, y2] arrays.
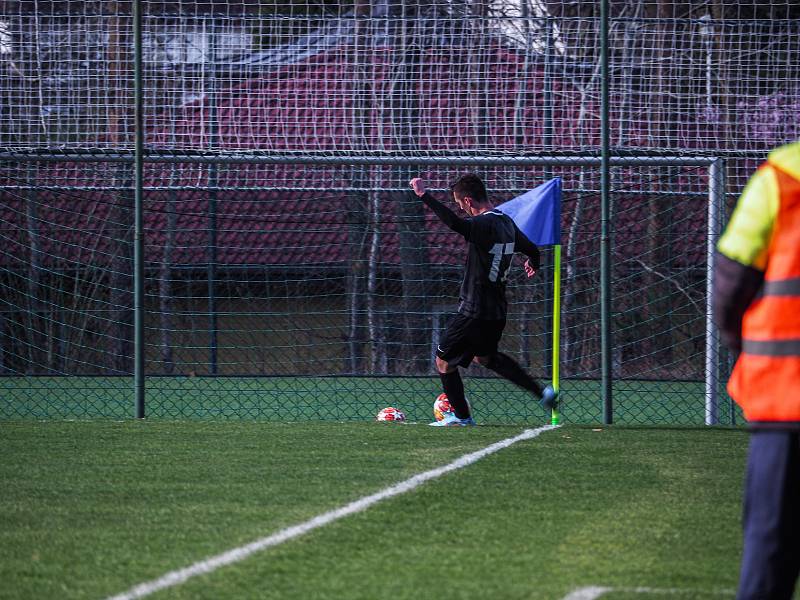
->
[[742, 339, 800, 356], [761, 278, 800, 297]]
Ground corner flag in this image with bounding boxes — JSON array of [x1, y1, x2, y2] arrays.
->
[[497, 178, 563, 426], [495, 178, 561, 246]]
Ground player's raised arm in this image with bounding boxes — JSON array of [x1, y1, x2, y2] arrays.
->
[[409, 177, 470, 238]]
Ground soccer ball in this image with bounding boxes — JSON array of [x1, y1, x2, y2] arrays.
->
[[433, 393, 454, 421], [376, 407, 406, 422]]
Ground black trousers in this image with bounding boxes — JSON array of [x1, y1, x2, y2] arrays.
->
[[737, 430, 800, 600]]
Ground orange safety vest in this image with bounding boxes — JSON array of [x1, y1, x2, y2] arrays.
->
[[728, 160, 800, 422]]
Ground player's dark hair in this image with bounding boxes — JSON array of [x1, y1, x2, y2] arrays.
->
[[450, 174, 488, 204]]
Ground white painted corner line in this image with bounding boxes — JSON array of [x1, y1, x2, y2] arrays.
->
[[563, 586, 736, 599], [562, 587, 614, 600], [105, 424, 560, 600]]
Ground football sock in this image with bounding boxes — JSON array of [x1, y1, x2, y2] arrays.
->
[[485, 352, 544, 397], [438, 370, 471, 419]]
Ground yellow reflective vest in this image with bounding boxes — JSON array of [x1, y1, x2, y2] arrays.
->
[[719, 141, 800, 422]]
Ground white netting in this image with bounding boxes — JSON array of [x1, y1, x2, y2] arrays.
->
[[1, 1, 799, 157]]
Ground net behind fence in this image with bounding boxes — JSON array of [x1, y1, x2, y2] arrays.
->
[[2, 2, 799, 156], [0, 158, 738, 424]]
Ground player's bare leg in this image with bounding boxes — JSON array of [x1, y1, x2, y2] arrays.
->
[[435, 357, 471, 419], [431, 357, 475, 426], [474, 354, 557, 409]]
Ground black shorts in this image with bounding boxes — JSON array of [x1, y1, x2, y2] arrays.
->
[[436, 313, 506, 368]]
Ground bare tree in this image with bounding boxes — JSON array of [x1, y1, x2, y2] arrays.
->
[[159, 179, 177, 375], [345, 173, 370, 374], [391, 1, 430, 375]]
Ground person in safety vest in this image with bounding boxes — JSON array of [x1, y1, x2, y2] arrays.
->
[[714, 141, 800, 600]]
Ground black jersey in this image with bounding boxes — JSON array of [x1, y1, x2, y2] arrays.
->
[[419, 192, 540, 321], [458, 210, 517, 319]]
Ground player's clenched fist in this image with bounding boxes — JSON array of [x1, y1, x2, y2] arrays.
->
[[410, 178, 426, 197], [524, 258, 537, 278]]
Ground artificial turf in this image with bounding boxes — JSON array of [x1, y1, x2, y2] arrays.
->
[[0, 421, 753, 600]]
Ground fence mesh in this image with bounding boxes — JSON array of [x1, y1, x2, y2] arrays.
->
[[2, 2, 799, 157], [2, 0, 796, 423], [0, 158, 735, 423]]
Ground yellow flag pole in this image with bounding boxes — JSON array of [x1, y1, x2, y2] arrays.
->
[[551, 244, 561, 425]]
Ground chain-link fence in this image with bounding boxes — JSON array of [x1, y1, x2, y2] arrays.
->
[[0, 156, 734, 424], [2, 0, 798, 423]]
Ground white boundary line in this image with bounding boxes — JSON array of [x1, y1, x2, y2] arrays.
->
[[562, 587, 613, 600], [105, 424, 560, 600], [563, 587, 736, 599]]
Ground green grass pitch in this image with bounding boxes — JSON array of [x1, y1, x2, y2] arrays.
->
[[1, 421, 753, 600]]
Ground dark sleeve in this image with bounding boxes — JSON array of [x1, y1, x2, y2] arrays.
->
[[514, 225, 540, 270], [713, 250, 764, 355], [419, 192, 471, 238]]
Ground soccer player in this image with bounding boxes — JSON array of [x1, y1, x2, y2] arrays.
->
[[410, 174, 557, 426]]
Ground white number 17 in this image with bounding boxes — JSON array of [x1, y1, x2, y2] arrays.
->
[[489, 242, 515, 282]]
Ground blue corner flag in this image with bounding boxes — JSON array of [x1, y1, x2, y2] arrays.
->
[[496, 178, 561, 246], [497, 177, 563, 425]]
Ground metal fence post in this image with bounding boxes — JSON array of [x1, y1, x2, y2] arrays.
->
[[133, 0, 145, 418], [705, 158, 725, 425], [600, 0, 613, 424]]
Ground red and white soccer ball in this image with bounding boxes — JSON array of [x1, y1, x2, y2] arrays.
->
[[433, 393, 454, 422], [376, 406, 406, 422]]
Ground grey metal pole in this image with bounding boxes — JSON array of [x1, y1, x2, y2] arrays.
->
[[705, 158, 724, 425], [600, 0, 613, 424], [133, 0, 145, 418], [208, 172, 219, 376], [0, 152, 720, 167]]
